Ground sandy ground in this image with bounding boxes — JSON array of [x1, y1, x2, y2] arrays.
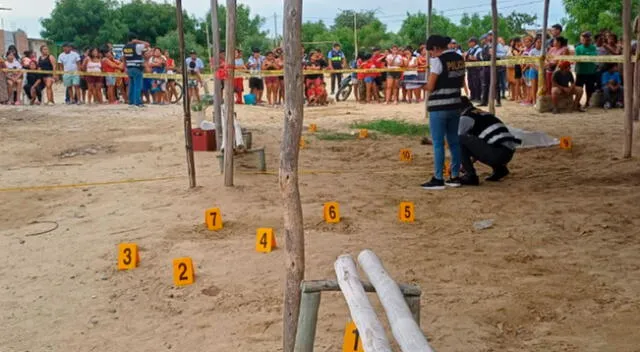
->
[[2, 85, 640, 352]]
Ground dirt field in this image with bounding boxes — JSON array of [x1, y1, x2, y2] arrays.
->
[[2, 89, 640, 352]]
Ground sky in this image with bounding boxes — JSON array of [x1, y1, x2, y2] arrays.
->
[[2, 0, 567, 39]]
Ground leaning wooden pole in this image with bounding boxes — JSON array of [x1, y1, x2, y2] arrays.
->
[[223, 0, 236, 186], [623, 0, 634, 157], [176, 0, 196, 188], [633, 15, 639, 122], [488, 0, 498, 114], [280, 0, 305, 348], [210, 0, 223, 149], [358, 250, 433, 352], [538, 0, 550, 99], [335, 255, 392, 352]]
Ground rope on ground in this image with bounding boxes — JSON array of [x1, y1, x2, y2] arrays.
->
[[24, 221, 59, 237]]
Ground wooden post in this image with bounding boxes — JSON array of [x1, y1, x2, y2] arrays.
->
[[423, 0, 432, 123], [538, 0, 550, 98], [357, 250, 433, 352], [488, 0, 498, 114], [633, 15, 640, 121], [623, 0, 633, 158], [280, 0, 305, 349], [210, 0, 223, 149], [293, 289, 321, 352], [176, 0, 196, 188], [335, 255, 392, 352], [223, 0, 236, 186]]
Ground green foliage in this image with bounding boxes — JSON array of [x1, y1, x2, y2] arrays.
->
[[40, 0, 127, 49], [40, 0, 270, 59], [562, 0, 640, 43], [351, 120, 430, 136]]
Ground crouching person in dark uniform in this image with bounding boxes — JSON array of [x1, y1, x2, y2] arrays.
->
[[458, 97, 521, 185]]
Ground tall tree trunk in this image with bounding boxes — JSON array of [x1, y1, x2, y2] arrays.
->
[[280, 0, 305, 350], [623, 0, 633, 157], [633, 15, 639, 122], [489, 0, 498, 114], [210, 0, 223, 150], [539, 0, 550, 98], [223, 0, 236, 185], [176, 0, 196, 188]]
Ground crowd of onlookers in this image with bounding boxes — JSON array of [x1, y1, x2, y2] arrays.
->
[[0, 23, 636, 112]]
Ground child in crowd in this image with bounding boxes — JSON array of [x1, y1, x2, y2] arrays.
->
[[601, 63, 623, 109], [5, 52, 22, 105], [262, 51, 280, 106], [234, 49, 246, 104]]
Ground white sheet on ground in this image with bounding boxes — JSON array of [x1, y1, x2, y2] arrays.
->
[[507, 127, 559, 149]]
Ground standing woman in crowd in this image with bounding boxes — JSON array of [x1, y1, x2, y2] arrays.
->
[[385, 45, 405, 104], [5, 52, 23, 105], [421, 35, 464, 190], [262, 51, 279, 106], [164, 50, 177, 104], [38, 45, 56, 105], [402, 47, 420, 103], [233, 49, 246, 104], [150, 47, 166, 104], [603, 33, 622, 55], [102, 49, 124, 104], [275, 47, 285, 104], [507, 37, 523, 102], [521, 35, 540, 106], [83, 48, 104, 104]]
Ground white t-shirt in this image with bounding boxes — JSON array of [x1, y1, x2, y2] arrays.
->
[[386, 54, 404, 68], [429, 49, 457, 75], [58, 51, 81, 72], [405, 57, 418, 76], [5, 60, 21, 70]]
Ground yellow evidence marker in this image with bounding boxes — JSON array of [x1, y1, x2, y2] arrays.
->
[[308, 124, 318, 133], [256, 228, 277, 253], [205, 207, 223, 231], [117, 243, 139, 270], [324, 202, 341, 223], [560, 136, 572, 150], [358, 129, 368, 139], [399, 148, 413, 162], [342, 321, 364, 352], [173, 257, 195, 286], [398, 202, 415, 223]]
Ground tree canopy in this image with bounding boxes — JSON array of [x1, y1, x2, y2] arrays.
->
[[562, 0, 640, 43]]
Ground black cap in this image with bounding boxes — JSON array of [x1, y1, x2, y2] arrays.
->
[[581, 31, 592, 37], [468, 37, 478, 43], [371, 46, 380, 52], [189, 50, 197, 54], [252, 47, 261, 53], [62, 42, 72, 47], [552, 24, 563, 31]]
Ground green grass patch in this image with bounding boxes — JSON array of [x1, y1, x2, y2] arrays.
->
[[351, 120, 429, 136], [315, 132, 356, 141]]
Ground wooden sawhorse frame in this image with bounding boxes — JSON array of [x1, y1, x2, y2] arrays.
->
[[294, 279, 422, 352]]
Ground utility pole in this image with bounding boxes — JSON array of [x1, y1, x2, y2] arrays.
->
[[353, 12, 358, 61], [274, 13, 279, 47]]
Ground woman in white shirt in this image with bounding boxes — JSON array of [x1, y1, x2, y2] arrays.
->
[[384, 45, 405, 104], [5, 52, 22, 105]]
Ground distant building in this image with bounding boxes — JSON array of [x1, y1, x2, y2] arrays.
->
[[0, 29, 28, 56], [28, 37, 49, 54]]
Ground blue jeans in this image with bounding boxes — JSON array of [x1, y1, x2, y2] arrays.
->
[[127, 67, 143, 106], [429, 109, 461, 180]]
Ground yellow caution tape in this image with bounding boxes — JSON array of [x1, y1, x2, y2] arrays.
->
[[3, 55, 631, 79]]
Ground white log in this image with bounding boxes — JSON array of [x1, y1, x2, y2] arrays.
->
[[220, 105, 245, 149], [358, 250, 434, 352], [335, 255, 392, 352]]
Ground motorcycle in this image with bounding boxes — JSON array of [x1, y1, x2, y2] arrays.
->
[[335, 75, 386, 102]]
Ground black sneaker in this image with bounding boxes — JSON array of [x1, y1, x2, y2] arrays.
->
[[445, 177, 462, 188], [486, 166, 509, 182], [421, 177, 445, 190], [460, 174, 480, 186]]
